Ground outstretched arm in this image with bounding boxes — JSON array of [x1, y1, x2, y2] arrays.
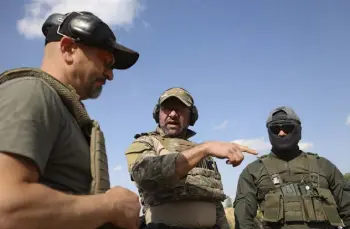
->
[[125, 139, 209, 191]]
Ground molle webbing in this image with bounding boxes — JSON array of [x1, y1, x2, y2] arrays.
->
[[259, 153, 344, 227], [0, 68, 110, 194], [89, 120, 110, 194], [260, 153, 320, 188]]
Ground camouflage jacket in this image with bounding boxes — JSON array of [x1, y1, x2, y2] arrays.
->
[[124, 127, 229, 229]]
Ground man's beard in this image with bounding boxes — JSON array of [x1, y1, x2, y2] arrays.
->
[[161, 124, 186, 138], [86, 80, 103, 99]]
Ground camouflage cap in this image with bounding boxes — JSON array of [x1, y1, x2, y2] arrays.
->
[[266, 106, 301, 126], [158, 87, 194, 107]]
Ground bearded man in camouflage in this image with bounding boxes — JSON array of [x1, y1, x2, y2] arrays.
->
[[125, 87, 258, 229]]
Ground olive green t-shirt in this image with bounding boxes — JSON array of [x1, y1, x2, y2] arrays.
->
[[0, 77, 91, 194]]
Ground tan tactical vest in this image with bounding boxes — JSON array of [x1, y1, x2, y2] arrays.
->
[[258, 152, 344, 227], [134, 132, 227, 207], [0, 68, 110, 195]]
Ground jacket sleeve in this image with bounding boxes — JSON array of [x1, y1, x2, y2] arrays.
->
[[233, 166, 258, 229], [124, 138, 180, 192], [215, 201, 230, 229], [322, 158, 350, 227]]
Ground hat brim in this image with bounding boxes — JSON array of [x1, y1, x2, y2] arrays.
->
[[159, 95, 191, 107], [111, 42, 140, 70]]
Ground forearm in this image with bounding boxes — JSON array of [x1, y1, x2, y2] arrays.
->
[[233, 168, 258, 229], [0, 183, 111, 229], [324, 160, 350, 225], [233, 198, 257, 229], [175, 143, 208, 178], [131, 143, 208, 191], [337, 186, 350, 226], [131, 153, 180, 190]]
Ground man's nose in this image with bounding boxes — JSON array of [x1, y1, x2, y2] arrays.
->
[[169, 110, 178, 117], [105, 69, 114, 81], [278, 130, 287, 136]]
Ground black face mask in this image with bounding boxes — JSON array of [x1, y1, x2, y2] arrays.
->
[[267, 120, 301, 152]]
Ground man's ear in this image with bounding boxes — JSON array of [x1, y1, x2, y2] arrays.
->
[[60, 37, 78, 64]]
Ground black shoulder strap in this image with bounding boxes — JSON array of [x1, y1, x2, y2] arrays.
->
[[133, 132, 150, 139]]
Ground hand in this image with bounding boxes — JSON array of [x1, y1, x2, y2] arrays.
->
[[105, 186, 141, 229], [204, 141, 258, 167]]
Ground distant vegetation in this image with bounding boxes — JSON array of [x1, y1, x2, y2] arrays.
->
[[223, 197, 263, 229]]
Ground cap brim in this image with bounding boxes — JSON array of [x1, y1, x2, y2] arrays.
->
[[159, 95, 191, 107], [111, 42, 140, 70]]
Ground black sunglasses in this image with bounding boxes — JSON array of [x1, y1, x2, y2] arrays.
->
[[269, 123, 296, 134]]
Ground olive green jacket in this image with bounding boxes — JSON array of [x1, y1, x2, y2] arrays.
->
[[233, 151, 350, 229]]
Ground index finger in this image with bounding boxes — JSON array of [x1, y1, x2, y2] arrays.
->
[[237, 145, 258, 155]]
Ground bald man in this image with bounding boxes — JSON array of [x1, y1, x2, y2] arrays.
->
[[0, 11, 141, 229]]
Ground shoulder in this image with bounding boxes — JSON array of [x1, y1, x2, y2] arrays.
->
[[134, 132, 157, 145], [0, 76, 61, 104], [303, 151, 332, 165], [238, 155, 266, 177], [0, 76, 64, 114], [302, 151, 340, 176], [125, 132, 156, 155], [1, 74, 55, 90], [304, 151, 320, 158]]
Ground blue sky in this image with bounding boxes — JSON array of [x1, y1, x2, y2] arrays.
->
[[1, 0, 350, 197]]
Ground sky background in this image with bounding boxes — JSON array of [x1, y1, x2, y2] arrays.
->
[[1, 0, 350, 198]]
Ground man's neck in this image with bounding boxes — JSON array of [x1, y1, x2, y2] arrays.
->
[[156, 126, 196, 139], [40, 54, 70, 86], [271, 146, 302, 161]]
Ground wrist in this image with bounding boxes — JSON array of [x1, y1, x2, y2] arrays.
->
[[199, 142, 212, 157], [100, 192, 116, 222]]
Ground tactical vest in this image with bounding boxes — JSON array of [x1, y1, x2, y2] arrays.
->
[[258, 152, 344, 227], [0, 68, 110, 195], [133, 132, 227, 207]]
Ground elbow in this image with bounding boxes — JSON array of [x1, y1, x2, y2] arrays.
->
[[131, 168, 177, 192], [131, 156, 178, 190], [0, 191, 28, 229], [131, 168, 162, 191]]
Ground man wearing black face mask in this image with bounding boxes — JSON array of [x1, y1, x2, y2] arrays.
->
[[233, 106, 350, 229]]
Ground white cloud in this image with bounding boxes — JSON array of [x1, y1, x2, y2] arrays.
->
[[17, 0, 146, 39], [232, 137, 313, 153], [232, 137, 271, 152], [213, 120, 229, 131], [346, 115, 350, 126], [298, 142, 314, 151], [113, 164, 123, 171]]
